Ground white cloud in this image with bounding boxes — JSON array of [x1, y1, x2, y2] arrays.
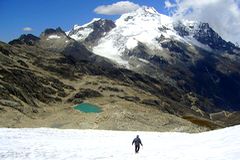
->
[[167, 0, 240, 44], [165, 0, 176, 9], [23, 27, 33, 32], [94, 1, 140, 15]]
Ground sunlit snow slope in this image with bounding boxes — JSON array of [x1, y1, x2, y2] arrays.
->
[[0, 126, 240, 160], [91, 7, 180, 66]]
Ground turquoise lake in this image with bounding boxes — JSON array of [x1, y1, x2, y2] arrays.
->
[[74, 103, 102, 113]]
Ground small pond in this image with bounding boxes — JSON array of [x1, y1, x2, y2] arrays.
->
[[74, 103, 102, 113]]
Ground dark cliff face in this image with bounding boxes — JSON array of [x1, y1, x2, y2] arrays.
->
[[9, 34, 40, 46], [189, 55, 240, 111], [40, 27, 66, 37], [174, 22, 238, 53], [68, 19, 116, 46], [193, 23, 236, 52], [62, 41, 93, 61], [85, 19, 116, 44]]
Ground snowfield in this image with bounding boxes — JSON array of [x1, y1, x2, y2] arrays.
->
[[0, 126, 240, 160]]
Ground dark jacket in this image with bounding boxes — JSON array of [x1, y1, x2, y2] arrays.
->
[[132, 137, 143, 146]]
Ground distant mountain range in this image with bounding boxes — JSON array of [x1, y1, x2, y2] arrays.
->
[[1, 6, 240, 130]]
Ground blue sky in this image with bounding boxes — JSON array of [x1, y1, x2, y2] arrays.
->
[[0, 0, 169, 42], [1, 0, 240, 44]]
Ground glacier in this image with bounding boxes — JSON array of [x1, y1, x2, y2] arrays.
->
[[0, 125, 240, 160]]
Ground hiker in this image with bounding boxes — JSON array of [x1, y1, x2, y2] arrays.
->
[[132, 135, 143, 153]]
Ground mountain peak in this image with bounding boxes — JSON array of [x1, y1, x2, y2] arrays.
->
[[116, 6, 172, 27], [9, 34, 40, 46], [73, 18, 102, 30], [41, 27, 66, 37], [136, 6, 159, 15], [68, 18, 115, 42], [121, 6, 160, 18]]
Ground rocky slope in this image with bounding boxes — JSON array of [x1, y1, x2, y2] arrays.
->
[[0, 40, 212, 132]]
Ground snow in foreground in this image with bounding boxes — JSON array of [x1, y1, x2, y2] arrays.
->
[[0, 126, 240, 160]]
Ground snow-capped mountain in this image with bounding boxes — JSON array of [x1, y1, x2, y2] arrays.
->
[[66, 6, 240, 110], [68, 6, 239, 68], [91, 7, 187, 66]]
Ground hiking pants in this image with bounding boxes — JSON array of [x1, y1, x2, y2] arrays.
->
[[135, 144, 140, 153]]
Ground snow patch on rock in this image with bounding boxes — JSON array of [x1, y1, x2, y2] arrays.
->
[[47, 35, 61, 40]]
